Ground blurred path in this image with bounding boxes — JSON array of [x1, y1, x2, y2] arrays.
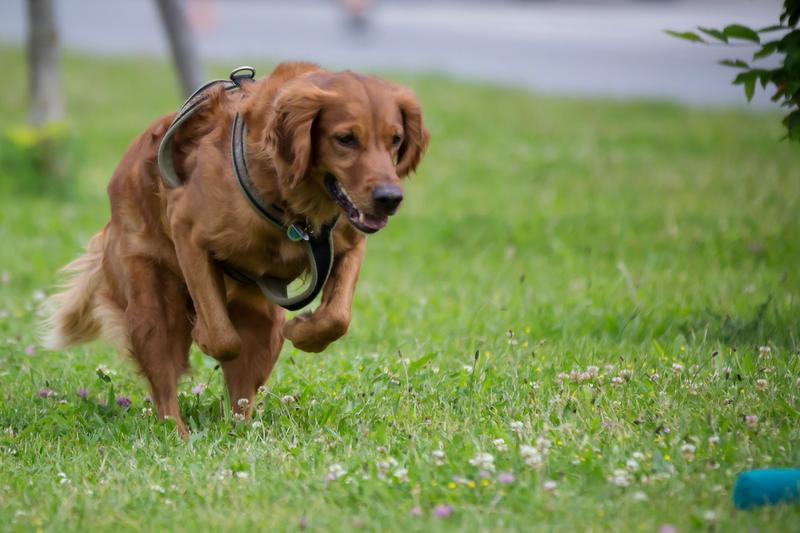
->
[[0, 0, 783, 107]]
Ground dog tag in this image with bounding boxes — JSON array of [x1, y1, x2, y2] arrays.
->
[[287, 224, 309, 242]]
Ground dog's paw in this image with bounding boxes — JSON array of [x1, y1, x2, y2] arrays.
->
[[282, 312, 347, 353], [192, 323, 241, 361]]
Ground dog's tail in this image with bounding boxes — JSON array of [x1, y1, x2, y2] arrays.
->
[[41, 228, 109, 350]]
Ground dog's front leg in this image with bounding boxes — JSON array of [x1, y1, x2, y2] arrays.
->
[[172, 221, 241, 361], [283, 238, 365, 353]]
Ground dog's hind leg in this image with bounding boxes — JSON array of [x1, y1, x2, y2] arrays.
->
[[123, 256, 192, 437], [222, 285, 285, 420]]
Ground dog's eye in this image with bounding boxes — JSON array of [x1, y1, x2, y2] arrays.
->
[[335, 133, 358, 148], [392, 134, 403, 147]]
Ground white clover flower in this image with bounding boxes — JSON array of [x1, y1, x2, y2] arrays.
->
[[468, 452, 495, 472], [377, 457, 399, 479], [535, 436, 552, 453], [708, 435, 720, 446], [608, 469, 631, 487], [520, 445, 543, 469], [57, 472, 70, 485], [141, 407, 153, 418], [251, 420, 263, 429], [431, 449, 446, 466], [611, 376, 624, 386], [510, 420, 525, 434], [393, 467, 409, 483], [671, 363, 683, 375], [586, 366, 599, 379], [632, 491, 648, 502], [95, 364, 117, 378], [745, 415, 759, 428], [632, 451, 645, 461], [756, 379, 768, 391], [235, 471, 249, 479], [326, 464, 347, 481], [463, 365, 474, 374], [702, 510, 717, 523], [231, 412, 245, 423], [626, 459, 639, 472], [493, 438, 508, 452], [281, 395, 296, 404], [619, 368, 634, 380], [557, 373, 569, 383], [681, 443, 696, 460], [649, 372, 660, 382], [542, 480, 557, 492], [758, 346, 771, 359], [237, 398, 250, 408]]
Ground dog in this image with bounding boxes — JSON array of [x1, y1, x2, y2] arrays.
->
[[43, 62, 429, 436]]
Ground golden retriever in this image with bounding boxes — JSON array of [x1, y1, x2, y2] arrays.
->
[[43, 62, 429, 436]]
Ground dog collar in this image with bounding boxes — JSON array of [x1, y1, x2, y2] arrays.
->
[[157, 66, 338, 311]]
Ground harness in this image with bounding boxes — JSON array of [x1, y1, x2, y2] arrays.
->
[[157, 66, 338, 312]]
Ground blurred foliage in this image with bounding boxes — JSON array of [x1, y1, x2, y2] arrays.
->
[[668, 0, 800, 143], [0, 122, 80, 196]]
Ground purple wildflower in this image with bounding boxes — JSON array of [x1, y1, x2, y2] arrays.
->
[[191, 384, 205, 395], [37, 388, 55, 398], [77, 388, 88, 398], [410, 506, 423, 517], [658, 525, 678, 533], [116, 396, 131, 408], [24, 344, 36, 356], [432, 504, 454, 518], [497, 471, 515, 484]]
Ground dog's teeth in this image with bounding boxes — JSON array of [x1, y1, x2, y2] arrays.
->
[[358, 212, 365, 224]]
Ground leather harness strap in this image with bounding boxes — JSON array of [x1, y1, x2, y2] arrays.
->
[[157, 66, 338, 312]]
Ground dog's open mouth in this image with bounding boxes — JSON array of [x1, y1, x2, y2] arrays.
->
[[325, 174, 388, 234]]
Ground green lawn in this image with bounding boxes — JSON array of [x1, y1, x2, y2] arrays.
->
[[1, 46, 799, 532]]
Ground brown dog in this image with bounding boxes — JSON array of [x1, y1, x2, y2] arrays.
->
[[43, 62, 429, 435]]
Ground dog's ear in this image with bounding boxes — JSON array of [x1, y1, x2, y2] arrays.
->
[[266, 79, 332, 188], [394, 86, 430, 177]]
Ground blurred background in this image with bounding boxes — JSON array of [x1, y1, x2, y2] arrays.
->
[[0, 0, 785, 107]]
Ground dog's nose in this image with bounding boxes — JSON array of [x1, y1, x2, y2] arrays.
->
[[372, 185, 403, 216]]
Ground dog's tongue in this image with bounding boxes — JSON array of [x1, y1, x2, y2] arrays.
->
[[349, 211, 388, 233]]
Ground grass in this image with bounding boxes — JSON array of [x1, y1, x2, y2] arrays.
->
[[1, 45, 799, 532]]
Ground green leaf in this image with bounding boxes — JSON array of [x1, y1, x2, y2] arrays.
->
[[664, 30, 705, 43], [745, 76, 758, 100], [733, 71, 758, 102], [409, 352, 436, 373], [719, 59, 749, 69], [757, 24, 788, 33], [754, 41, 780, 60], [724, 24, 760, 43], [699, 27, 728, 43]]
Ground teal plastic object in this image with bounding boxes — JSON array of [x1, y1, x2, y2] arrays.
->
[[733, 469, 800, 509]]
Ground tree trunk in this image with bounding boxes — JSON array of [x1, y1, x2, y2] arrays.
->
[[27, 0, 63, 127], [155, 0, 204, 97]]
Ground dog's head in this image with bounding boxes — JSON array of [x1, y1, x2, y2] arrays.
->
[[265, 71, 429, 233]]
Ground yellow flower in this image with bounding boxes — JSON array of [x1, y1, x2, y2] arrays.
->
[[467, 480, 476, 489], [447, 482, 457, 489], [664, 454, 671, 462], [481, 479, 491, 487]]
